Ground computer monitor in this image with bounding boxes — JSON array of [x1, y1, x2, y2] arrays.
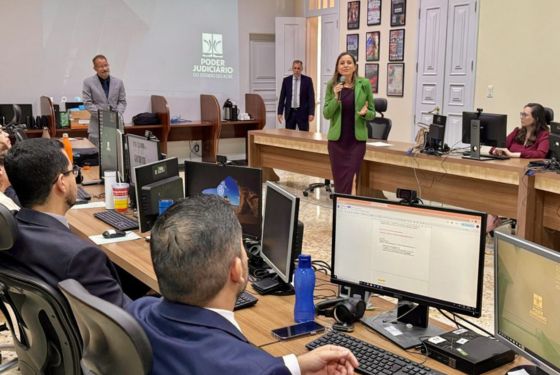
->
[[494, 232, 560, 375], [65, 102, 84, 111], [125, 134, 161, 185], [331, 194, 486, 349], [184, 160, 262, 240], [252, 182, 304, 295], [425, 118, 446, 153], [462, 111, 508, 147], [98, 109, 125, 181], [549, 132, 560, 160], [135, 157, 184, 232]]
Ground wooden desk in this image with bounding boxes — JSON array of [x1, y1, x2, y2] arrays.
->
[[527, 172, 560, 249], [248, 129, 541, 241]]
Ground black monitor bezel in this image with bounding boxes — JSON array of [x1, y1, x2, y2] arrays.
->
[[184, 160, 262, 241], [331, 193, 486, 318], [259, 181, 301, 284], [494, 232, 560, 375], [462, 111, 508, 147], [135, 157, 181, 232], [98, 109, 124, 180]]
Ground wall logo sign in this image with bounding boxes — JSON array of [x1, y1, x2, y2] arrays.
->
[[193, 33, 234, 79]]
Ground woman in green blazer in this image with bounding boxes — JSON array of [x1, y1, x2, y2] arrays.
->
[[323, 52, 375, 194]]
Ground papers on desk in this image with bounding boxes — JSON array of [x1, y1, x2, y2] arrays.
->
[[89, 232, 142, 245], [507, 370, 531, 375], [71, 201, 106, 209], [367, 141, 392, 147]]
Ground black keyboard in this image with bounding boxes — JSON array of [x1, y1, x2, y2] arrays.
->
[[462, 151, 510, 160], [77, 186, 92, 200], [306, 331, 445, 375], [234, 291, 258, 311], [94, 210, 139, 231]]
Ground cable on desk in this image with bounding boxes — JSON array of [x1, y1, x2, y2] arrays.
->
[[257, 338, 283, 349], [437, 308, 493, 337]]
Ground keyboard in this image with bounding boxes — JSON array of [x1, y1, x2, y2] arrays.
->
[[75, 186, 92, 204], [234, 291, 258, 311], [94, 210, 139, 231], [306, 331, 445, 375], [462, 151, 510, 160]]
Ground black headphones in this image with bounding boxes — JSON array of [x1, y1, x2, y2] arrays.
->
[[315, 297, 366, 325]]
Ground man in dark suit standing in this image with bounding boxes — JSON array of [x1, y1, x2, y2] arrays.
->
[[2, 138, 130, 308], [127, 195, 358, 375], [277, 60, 316, 131]]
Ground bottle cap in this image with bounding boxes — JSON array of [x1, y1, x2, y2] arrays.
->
[[298, 254, 312, 268]]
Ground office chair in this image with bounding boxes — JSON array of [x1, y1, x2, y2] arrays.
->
[[0, 270, 82, 375], [58, 279, 152, 375], [366, 98, 392, 140], [544, 107, 554, 124]]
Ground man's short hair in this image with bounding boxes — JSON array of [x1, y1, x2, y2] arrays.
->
[[4, 138, 67, 208], [150, 195, 242, 305], [92, 54, 107, 65], [292, 60, 303, 67]]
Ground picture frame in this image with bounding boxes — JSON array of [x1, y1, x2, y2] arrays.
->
[[365, 31, 380, 61], [387, 63, 404, 97], [346, 34, 359, 62], [367, 0, 382, 26], [365, 63, 379, 93], [347, 1, 361, 30], [389, 29, 405, 61], [391, 0, 406, 26]]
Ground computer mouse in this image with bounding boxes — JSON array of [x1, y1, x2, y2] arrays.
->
[[102, 229, 126, 239]]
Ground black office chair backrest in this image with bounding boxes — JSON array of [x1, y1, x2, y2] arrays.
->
[[367, 98, 392, 140], [58, 279, 152, 375], [544, 107, 554, 124], [0, 203, 17, 250], [0, 269, 82, 375]]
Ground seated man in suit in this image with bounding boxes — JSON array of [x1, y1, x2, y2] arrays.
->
[[2, 138, 130, 308], [127, 195, 358, 375], [82, 54, 127, 147]]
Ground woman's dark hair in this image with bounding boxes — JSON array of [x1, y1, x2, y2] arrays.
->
[[330, 52, 358, 85], [515, 103, 549, 146]]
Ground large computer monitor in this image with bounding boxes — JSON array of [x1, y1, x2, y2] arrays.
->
[[184, 160, 262, 240], [98, 109, 125, 181], [125, 134, 161, 185], [135, 157, 184, 232], [494, 232, 560, 375], [331, 194, 486, 349], [252, 182, 304, 295], [462, 111, 507, 147]]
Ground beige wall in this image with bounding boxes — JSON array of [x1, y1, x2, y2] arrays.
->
[[338, 0, 418, 141], [475, 0, 560, 132]]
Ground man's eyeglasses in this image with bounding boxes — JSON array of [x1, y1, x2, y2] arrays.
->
[[52, 165, 82, 185]]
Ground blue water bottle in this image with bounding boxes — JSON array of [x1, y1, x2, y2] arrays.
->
[[294, 254, 315, 323]]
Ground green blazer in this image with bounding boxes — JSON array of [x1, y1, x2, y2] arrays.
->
[[323, 77, 375, 141]]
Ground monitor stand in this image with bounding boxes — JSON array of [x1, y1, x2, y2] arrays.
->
[[462, 119, 493, 161], [252, 275, 294, 296], [360, 300, 444, 349]]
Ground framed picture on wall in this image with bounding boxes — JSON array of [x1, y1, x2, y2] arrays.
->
[[347, 1, 361, 30], [391, 0, 406, 26], [346, 34, 359, 62], [367, 0, 382, 26], [389, 29, 405, 61], [387, 63, 404, 97], [365, 63, 379, 93], [365, 31, 380, 61]]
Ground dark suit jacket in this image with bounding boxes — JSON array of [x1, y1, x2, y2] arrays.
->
[[277, 74, 315, 117], [0, 208, 130, 308], [127, 297, 290, 375]]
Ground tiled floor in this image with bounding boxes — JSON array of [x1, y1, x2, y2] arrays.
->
[[0, 170, 502, 371]]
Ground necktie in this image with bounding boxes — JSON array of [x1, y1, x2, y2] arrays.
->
[[292, 77, 299, 108]]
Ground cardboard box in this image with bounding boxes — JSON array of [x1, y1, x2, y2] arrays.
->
[[69, 110, 90, 129]]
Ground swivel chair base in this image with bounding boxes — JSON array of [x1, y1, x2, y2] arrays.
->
[[303, 179, 332, 197]]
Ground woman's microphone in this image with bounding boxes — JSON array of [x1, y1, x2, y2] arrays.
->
[[338, 76, 345, 100]]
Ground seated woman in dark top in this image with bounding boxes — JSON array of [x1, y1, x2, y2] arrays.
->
[[487, 103, 550, 233], [491, 103, 550, 159]]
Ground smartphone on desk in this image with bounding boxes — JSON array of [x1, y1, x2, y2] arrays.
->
[[272, 321, 325, 340]]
